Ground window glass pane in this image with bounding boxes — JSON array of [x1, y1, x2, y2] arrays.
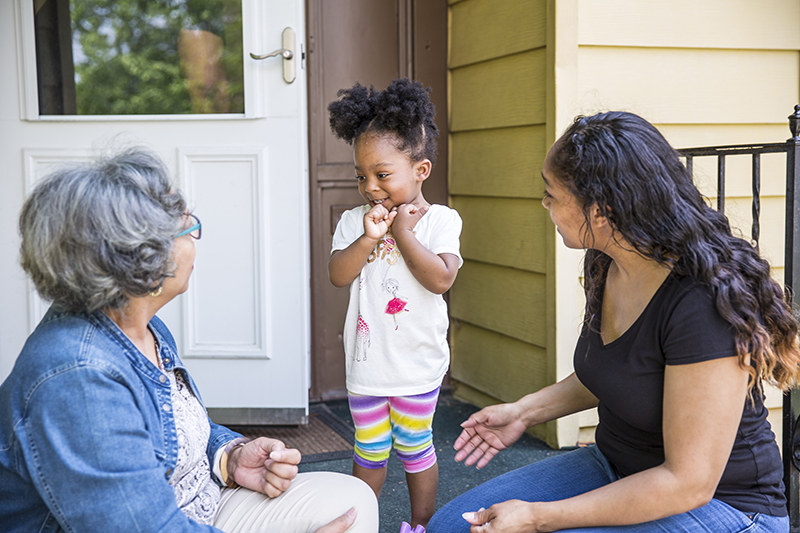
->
[[34, 0, 244, 115]]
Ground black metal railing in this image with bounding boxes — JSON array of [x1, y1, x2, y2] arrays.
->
[[678, 105, 800, 530]]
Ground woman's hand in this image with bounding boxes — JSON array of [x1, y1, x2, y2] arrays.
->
[[314, 507, 358, 533], [229, 437, 301, 497], [463, 501, 544, 533], [363, 204, 396, 241], [454, 402, 528, 469]]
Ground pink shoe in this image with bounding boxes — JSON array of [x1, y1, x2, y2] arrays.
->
[[398, 523, 425, 533]]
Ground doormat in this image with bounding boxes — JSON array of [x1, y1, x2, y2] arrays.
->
[[228, 403, 354, 464]]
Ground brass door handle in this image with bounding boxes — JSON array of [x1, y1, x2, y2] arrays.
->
[[250, 27, 296, 83]]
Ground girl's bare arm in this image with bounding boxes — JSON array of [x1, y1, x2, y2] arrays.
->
[[392, 204, 459, 294], [329, 205, 395, 287]]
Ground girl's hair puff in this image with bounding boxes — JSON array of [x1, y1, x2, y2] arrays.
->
[[548, 111, 800, 397], [328, 78, 439, 164]]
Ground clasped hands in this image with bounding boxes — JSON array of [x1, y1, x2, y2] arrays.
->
[[363, 203, 429, 241]]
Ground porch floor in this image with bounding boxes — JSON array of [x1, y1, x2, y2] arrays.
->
[[300, 390, 567, 533]]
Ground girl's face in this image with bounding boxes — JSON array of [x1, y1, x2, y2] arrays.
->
[[353, 134, 430, 210], [541, 152, 593, 250]]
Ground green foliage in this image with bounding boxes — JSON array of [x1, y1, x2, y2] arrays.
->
[[70, 0, 244, 115]]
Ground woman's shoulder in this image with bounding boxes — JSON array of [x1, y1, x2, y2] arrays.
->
[[661, 272, 715, 307], [651, 272, 721, 326], [657, 272, 737, 362], [16, 308, 135, 381]]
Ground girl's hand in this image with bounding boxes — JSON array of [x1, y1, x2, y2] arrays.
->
[[392, 204, 429, 234], [463, 501, 543, 533], [454, 403, 528, 469], [229, 438, 301, 497], [363, 204, 396, 241]]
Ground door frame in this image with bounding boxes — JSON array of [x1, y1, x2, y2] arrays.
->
[[305, 0, 449, 400]]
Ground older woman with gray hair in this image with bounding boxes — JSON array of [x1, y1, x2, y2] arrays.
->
[[0, 147, 378, 533]]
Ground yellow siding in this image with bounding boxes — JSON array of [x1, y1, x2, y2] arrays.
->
[[574, 47, 799, 125], [661, 124, 798, 152], [450, 0, 546, 68], [450, 49, 547, 131], [449, 126, 546, 198], [450, 322, 549, 402], [578, 0, 800, 50], [448, 0, 551, 424], [453, 196, 548, 273], [450, 261, 547, 347]]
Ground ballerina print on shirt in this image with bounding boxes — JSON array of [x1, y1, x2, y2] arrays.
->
[[382, 278, 409, 330]]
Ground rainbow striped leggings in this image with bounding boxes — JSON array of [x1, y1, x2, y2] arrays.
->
[[347, 387, 440, 474]]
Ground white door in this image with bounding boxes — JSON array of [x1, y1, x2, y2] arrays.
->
[[0, 0, 309, 424]]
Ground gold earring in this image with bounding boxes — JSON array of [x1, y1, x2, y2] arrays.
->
[[150, 286, 163, 297]]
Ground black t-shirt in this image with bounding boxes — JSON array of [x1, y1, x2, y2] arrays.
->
[[574, 271, 786, 516]]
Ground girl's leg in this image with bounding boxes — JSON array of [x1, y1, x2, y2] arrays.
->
[[406, 462, 438, 528], [348, 392, 393, 499], [213, 472, 379, 533], [390, 387, 441, 528], [352, 461, 387, 499], [427, 446, 617, 533]]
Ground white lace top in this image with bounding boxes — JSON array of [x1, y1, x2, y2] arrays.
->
[[165, 368, 220, 525]]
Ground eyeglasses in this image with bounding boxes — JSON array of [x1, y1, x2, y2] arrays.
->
[[175, 213, 202, 240]]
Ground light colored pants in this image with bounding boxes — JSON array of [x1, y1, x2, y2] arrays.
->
[[213, 471, 379, 533]]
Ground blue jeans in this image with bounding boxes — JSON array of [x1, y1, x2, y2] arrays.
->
[[428, 446, 788, 533]]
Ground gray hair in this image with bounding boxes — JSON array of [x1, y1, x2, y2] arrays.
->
[[19, 146, 186, 313]]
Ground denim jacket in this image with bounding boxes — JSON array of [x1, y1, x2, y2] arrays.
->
[[0, 306, 241, 532]]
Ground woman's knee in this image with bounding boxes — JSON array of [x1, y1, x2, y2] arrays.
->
[[327, 473, 379, 533], [428, 448, 615, 532], [295, 472, 379, 532]]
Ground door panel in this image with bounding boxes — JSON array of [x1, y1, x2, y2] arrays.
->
[[311, 186, 366, 399], [307, 0, 448, 399], [1, 0, 309, 423]]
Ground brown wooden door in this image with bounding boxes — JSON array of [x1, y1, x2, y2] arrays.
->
[[306, 0, 448, 400]]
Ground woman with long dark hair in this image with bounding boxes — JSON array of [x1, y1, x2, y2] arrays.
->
[[428, 111, 800, 532]]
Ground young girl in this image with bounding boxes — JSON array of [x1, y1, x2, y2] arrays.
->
[[328, 78, 463, 530]]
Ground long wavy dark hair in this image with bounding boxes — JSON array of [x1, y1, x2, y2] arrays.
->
[[548, 111, 800, 394]]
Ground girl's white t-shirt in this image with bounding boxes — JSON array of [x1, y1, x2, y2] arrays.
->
[[331, 204, 463, 396]]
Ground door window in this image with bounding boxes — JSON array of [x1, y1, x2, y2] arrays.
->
[[33, 0, 244, 116]]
